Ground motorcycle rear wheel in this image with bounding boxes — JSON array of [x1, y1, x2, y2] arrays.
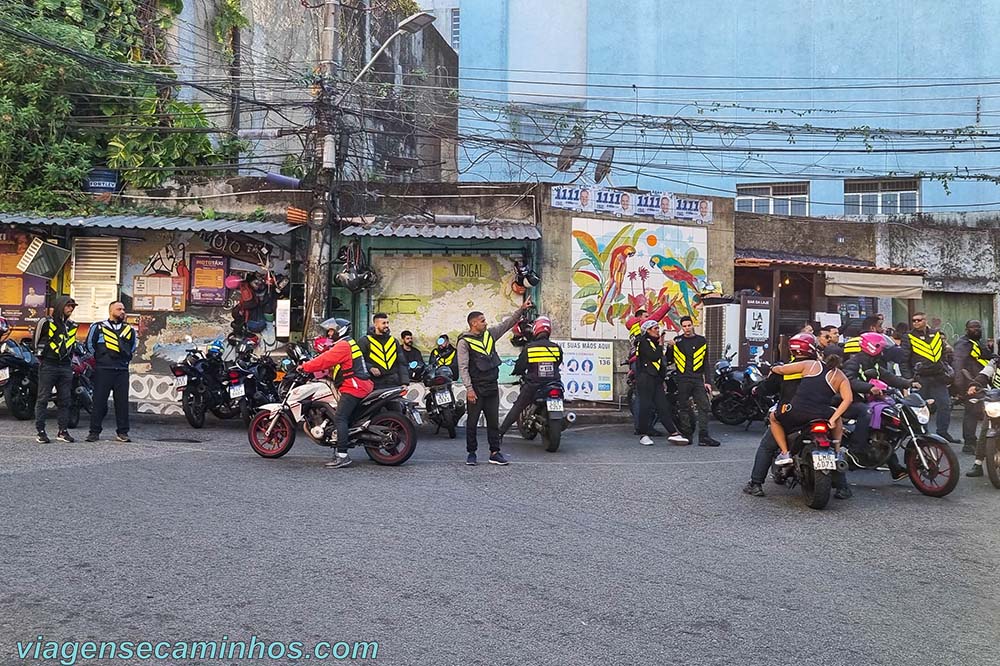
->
[[248, 410, 295, 458], [4, 381, 35, 421], [365, 412, 417, 466], [711, 393, 748, 426], [799, 463, 832, 510], [906, 438, 959, 497], [68, 402, 81, 430], [542, 417, 562, 452], [182, 388, 206, 429], [986, 436, 1000, 490]]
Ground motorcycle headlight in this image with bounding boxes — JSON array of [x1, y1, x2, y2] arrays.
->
[[912, 406, 931, 425], [985, 402, 1000, 419]]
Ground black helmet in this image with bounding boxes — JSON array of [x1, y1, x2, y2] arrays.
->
[[320, 317, 351, 341]]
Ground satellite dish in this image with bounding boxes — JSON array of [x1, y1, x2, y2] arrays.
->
[[556, 136, 583, 172], [594, 146, 615, 183]]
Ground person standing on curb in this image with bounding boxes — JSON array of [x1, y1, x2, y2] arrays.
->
[[33, 295, 78, 443], [85, 301, 137, 443], [457, 298, 532, 466], [670, 316, 721, 446]]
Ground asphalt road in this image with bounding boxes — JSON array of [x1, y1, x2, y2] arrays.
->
[[1, 412, 998, 666]]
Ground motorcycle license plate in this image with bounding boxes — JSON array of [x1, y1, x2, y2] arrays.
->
[[411, 409, 423, 425], [173, 375, 188, 389], [229, 384, 246, 399], [812, 451, 837, 471], [546, 398, 564, 413], [434, 390, 453, 406], [0, 367, 9, 383]]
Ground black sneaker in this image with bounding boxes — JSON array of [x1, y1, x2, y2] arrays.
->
[[834, 487, 853, 500], [85, 433, 100, 442], [466, 452, 477, 466], [890, 467, 909, 482], [115, 433, 131, 443], [742, 482, 765, 497], [489, 452, 509, 466], [966, 463, 984, 478], [324, 455, 352, 469], [35, 431, 50, 444], [56, 431, 74, 443], [698, 435, 721, 447], [962, 443, 976, 455]]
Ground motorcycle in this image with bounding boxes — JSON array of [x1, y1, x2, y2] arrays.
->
[[968, 387, 1000, 489], [844, 387, 960, 497], [66, 343, 95, 429], [516, 379, 576, 452], [409, 361, 464, 439], [770, 419, 844, 510], [712, 346, 774, 427], [169, 342, 239, 428], [225, 334, 280, 426], [247, 369, 417, 465], [0, 336, 39, 420], [625, 366, 695, 440]]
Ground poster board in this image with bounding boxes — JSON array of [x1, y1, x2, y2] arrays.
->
[[553, 339, 614, 401], [189, 254, 228, 306], [133, 275, 186, 312], [0, 231, 50, 327]]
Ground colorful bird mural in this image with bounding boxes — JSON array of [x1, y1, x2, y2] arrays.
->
[[593, 244, 636, 328], [649, 254, 699, 314]]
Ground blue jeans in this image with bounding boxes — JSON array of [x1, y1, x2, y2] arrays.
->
[[918, 379, 952, 435]]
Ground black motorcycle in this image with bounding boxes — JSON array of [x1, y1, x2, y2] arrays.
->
[[0, 336, 38, 420], [770, 420, 844, 510], [712, 357, 774, 428], [516, 379, 576, 452], [409, 361, 464, 439], [971, 387, 1000, 489], [66, 343, 95, 429], [226, 335, 280, 426], [625, 367, 695, 440], [170, 344, 239, 428]]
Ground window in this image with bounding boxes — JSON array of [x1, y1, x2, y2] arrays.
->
[[70, 237, 121, 323], [844, 178, 919, 215], [736, 182, 809, 215], [450, 8, 460, 51]]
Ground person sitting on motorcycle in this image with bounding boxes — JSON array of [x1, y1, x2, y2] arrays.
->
[[964, 354, 1000, 477], [768, 334, 853, 466], [299, 318, 373, 470], [498, 316, 563, 440], [842, 331, 916, 479], [428, 334, 459, 379]]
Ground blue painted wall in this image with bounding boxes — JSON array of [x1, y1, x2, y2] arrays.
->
[[459, 0, 1000, 213]]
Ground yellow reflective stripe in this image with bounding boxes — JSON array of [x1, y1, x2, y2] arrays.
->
[[972, 341, 989, 366], [652, 359, 661, 371], [673, 345, 686, 373], [467, 331, 494, 356], [992, 370, 1000, 389], [365, 336, 398, 369], [526, 346, 561, 363], [843, 337, 861, 353], [909, 333, 943, 362], [629, 322, 641, 336], [692, 344, 707, 371], [783, 373, 804, 381], [49, 322, 76, 353]]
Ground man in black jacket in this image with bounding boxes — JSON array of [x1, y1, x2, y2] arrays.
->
[[670, 316, 720, 446], [85, 301, 137, 442], [429, 334, 459, 379], [498, 316, 561, 440], [954, 319, 994, 454], [357, 313, 408, 391], [635, 320, 687, 446], [33, 295, 78, 443], [901, 312, 956, 442]]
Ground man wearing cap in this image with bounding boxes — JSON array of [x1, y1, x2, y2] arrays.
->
[[33, 295, 79, 443], [635, 319, 688, 446]]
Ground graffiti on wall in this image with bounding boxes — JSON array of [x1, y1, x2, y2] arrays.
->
[[571, 217, 709, 340]]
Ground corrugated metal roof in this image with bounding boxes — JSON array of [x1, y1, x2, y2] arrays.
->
[[1, 213, 298, 235], [341, 215, 540, 240], [735, 249, 924, 275]]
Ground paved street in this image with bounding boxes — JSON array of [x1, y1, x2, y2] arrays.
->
[[2, 412, 998, 666]]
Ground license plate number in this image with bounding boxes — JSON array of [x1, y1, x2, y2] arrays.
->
[[546, 398, 564, 413], [173, 375, 188, 389], [229, 384, 246, 399], [434, 390, 453, 406], [538, 362, 555, 378], [812, 451, 836, 471], [0, 367, 9, 383]]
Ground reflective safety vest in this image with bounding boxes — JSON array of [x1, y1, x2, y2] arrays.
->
[[432, 349, 456, 368], [972, 340, 989, 367], [466, 330, 495, 358], [908, 331, 944, 363], [843, 336, 861, 354], [991, 367, 1000, 390], [332, 339, 369, 386], [673, 342, 707, 374], [525, 343, 562, 380], [463, 329, 501, 385], [643, 338, 661, 373], [95, 322, 134, 355], [629, 321, 642, 337], [365, 335, 398, 372], [47, 320, 77, 358]]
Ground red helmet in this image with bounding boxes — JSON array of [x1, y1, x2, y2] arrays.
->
[[788, 333, 818, 359], [859, 331, 886, 357], [313, 336, 335, 354], [532, 316, 552, 337]]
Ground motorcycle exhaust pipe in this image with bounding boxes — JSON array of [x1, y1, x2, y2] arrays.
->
[[836, 459, 849, 472], [564, 412, 577, 427]]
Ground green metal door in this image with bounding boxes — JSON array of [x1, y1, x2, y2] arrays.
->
[[911, 292, 994, 343]]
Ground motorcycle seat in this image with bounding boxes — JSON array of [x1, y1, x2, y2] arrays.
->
[[361, 387, 404, 405]]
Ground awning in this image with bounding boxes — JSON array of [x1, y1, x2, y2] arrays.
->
[[1, 213, 298, 235], [824, 270, 924, 299], [341, 214, 540, 241]]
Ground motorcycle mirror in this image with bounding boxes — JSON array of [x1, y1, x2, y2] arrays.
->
[[184, 335, 193, 344]]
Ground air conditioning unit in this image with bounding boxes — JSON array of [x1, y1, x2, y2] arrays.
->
[[702, 303, 741, 368]]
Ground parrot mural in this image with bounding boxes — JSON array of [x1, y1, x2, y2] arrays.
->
[[593, 244, 636, 328], [649, 254, 699, 314]]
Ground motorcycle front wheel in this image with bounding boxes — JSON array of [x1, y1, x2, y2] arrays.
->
[[985, 435, 1000, 490], [365, 412, 417, 466], [517, 406, 538, 440], [711, 393, 748, 426], [68, 402, 81, 430], [182, 387, 206, 429], [4, 380, 35, 420], [906, 438, 959, 497], [248, 410, 295, 458], [440, 406, 457, 439]]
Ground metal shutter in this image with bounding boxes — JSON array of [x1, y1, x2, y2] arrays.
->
[[70, 238, 121, 323]]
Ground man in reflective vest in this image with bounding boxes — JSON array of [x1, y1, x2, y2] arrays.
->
[[457, 298, 532, 466], [357, 312, 407, 391], [33, 295, 78, 443], [954, 319, 994, 453], [901, 311, 956, 442], [669, 315, 720, 446], [85, 301, 138, 442], [429, 334, 459, 379], [498, 316, 562, 439], [965, 352, 1000, 477]]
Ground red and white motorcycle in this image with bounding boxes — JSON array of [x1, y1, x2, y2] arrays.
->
[[247, 364, 418, 465]]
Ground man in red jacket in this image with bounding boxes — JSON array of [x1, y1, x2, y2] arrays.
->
[[300, 318, 374, 469]]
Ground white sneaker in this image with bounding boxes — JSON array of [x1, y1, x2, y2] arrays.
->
[[668, 432, 689, 444], [639, 435, 654, 446], [775, 452, 793, 466]]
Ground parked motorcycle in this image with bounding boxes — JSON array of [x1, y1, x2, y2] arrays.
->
[[409, 361, 464, 439], [844, 388, 960, 497], [247, 369, 417, 465], [225, 334, 280, 426], [516, 379, 576, 452], [0, 336, 38, 420], [169, 341, 239, 428], [712, 347, 774, 427], [626, 366, 695, 440], [770, 419, 843, 510], [66, 343, 95, 429], [968, 387, 1000, 489]]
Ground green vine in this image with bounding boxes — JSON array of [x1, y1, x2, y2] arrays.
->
[[212, 0, 249, 62]]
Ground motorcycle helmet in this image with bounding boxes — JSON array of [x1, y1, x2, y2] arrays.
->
[[207, 338, 226, 356], [788, 333, 818, 359], [320, 317, 351, 341], [313, 336, 335, 354], [859, 331, 887, 357], [532, 316, 552, 338]]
